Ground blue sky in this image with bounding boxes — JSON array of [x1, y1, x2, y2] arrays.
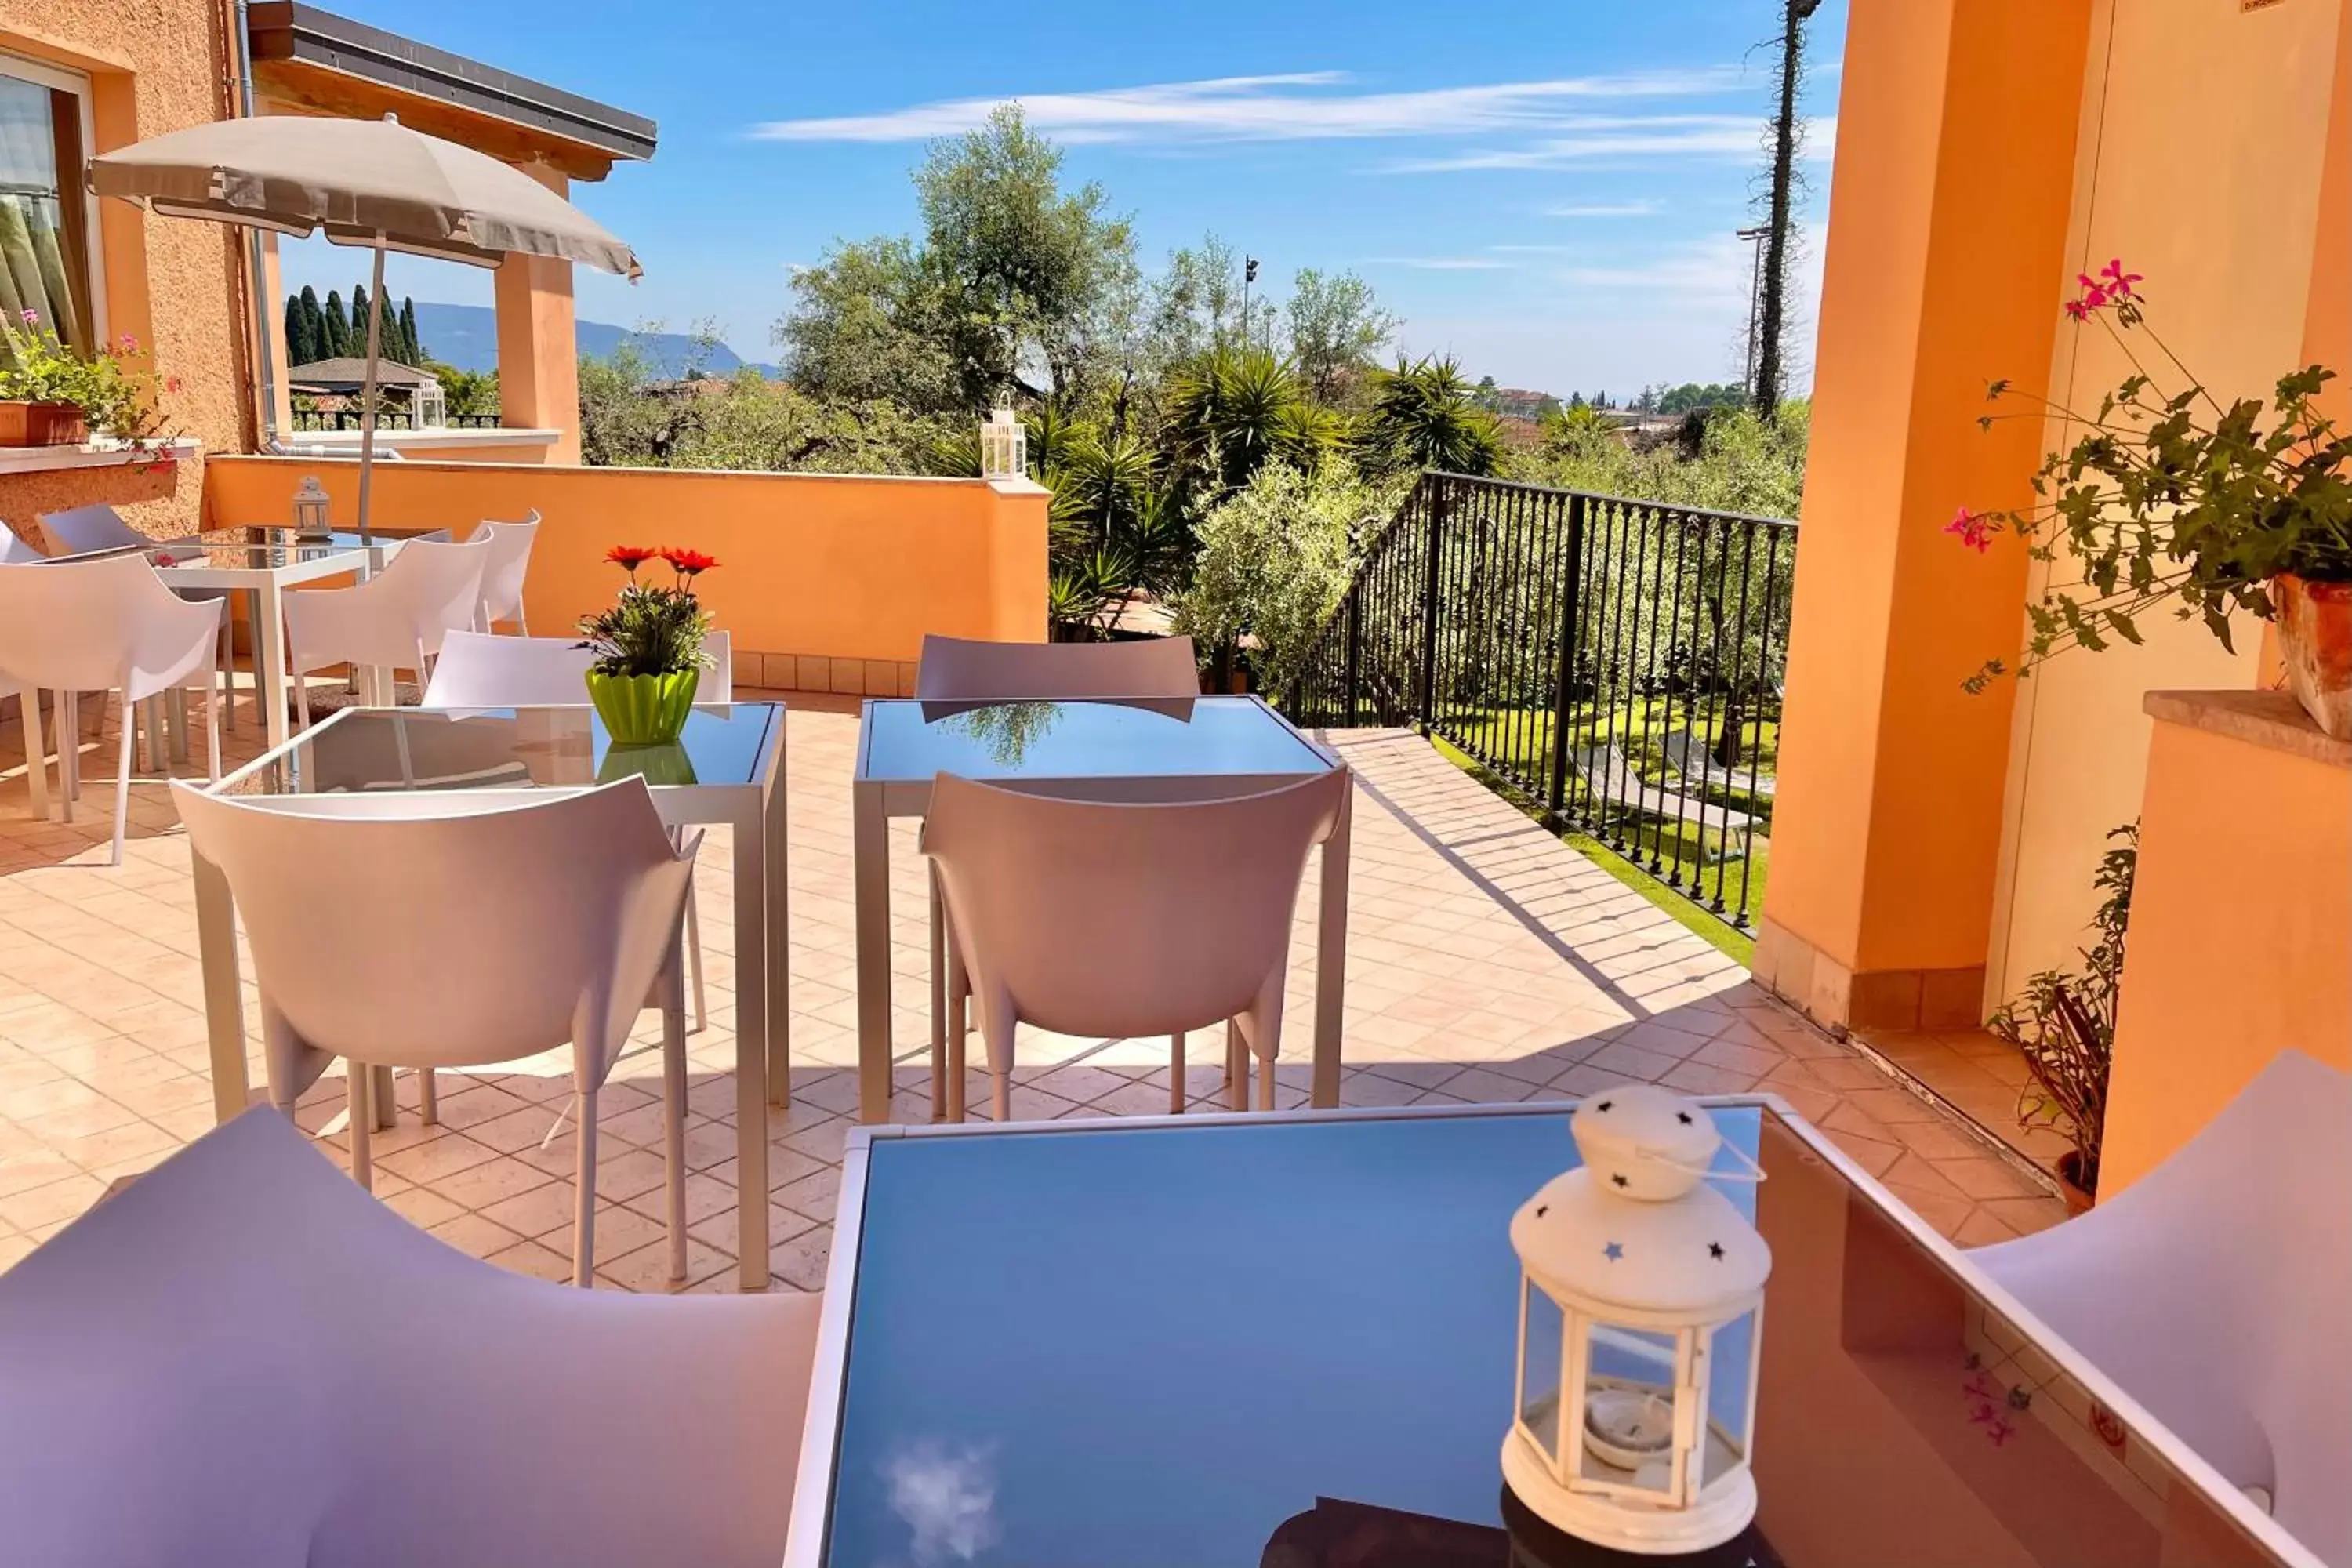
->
[[279, 0, 1846, 397]]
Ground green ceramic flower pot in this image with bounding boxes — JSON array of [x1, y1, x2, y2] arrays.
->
[[586, 667, 699, 746], [597, 741, 701, 788]]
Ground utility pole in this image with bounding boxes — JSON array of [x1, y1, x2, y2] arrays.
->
[[1243, 254, 1259, 351], [1737, 225, 1769, 400], [1751, 0, 1820, 413]]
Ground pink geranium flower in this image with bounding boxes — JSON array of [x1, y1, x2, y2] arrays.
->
[[1945, 507, 1996, 553], [2097, 258, 2143, 299]]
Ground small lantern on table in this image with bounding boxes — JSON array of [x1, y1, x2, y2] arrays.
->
[[292, 474, 332, 540], [1503, 1083, 1772, 1556]]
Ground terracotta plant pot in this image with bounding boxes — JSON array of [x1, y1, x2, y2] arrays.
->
[[2056, 1150, 2096, 1215], [2273, 572, 2352, 739], [0, 401, 87, 447], [585, 666, 699, 746]]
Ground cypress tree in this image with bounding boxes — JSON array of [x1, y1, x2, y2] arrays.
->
[[398, 297, 420, 365], [323, 290, 350, 358], [283, 293, 310, 365], [294, 285, 324, 364], [351, 283, 372, 354]]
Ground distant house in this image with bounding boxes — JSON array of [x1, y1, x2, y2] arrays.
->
[[1491, 387, 1555, 421]]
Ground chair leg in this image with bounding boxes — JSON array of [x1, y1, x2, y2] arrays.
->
[[347, 1063, 375, 1191], [946, 925, 968, 1123], [1226, 1020, 1247, 1112], [662, 953, 689, 1285], [18, 688, 49, 823], [53, 692, 74, 820], [108, 703, 133, 866], [515, 609, 528, 636], [293, 668, 313, 731], [218, 617, 237, 734], [684, 883, 709, 1033], [1257, 1047, 1277, 1112], [167, 689, 191, 766], [572, 1084, 599, 1288], [1169, 1032, 1186, 1115], [418, 1066, 438, 1125], [992, 1068, 1011, 1124], [412, 641, 430, 706], [928, 867, 946, 1119]]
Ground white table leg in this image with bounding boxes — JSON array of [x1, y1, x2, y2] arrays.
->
[[733, 800, 772, 1291], [256, 585, 289, 752], [194, 843, 250, 1124], [1312, 770, 1353, 1109], [764, 750, 792, 1108], [853, 781, 892, 1124]]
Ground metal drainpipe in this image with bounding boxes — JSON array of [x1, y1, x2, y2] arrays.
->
[[230, 0, 280, 449]]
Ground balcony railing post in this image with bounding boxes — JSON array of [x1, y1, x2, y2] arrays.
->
[[1416, 476, 1446, 730], [1342, 587, 1363, 728], [1545, 492, 1587, 822]]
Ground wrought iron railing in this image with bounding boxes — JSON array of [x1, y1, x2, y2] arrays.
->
[[287, 411, 503, 431], [1283, 472, 1798, 928]]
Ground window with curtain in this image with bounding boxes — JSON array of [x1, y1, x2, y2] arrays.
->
[[0, 67, 92, 358]]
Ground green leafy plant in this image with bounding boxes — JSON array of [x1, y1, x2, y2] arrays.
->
[[1359, 354, 1503, 477], [1954, 263, 2352, 691], [0, 310, 176, 442], [1990, 822, 2138, 1196], [575, 546, 717, 677]]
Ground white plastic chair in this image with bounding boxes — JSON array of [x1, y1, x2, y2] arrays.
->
[[1970, 1051, 2350, 1563], [283, 536, 491, 726], [171, 775, 700, 1287], [0, 1108, 819, 1568], [0, 524, 43, 564], [922, 768, 1348, 1121], [0, 554, 223, 863], [419, 630, 732, 1033], [913, 632, 1200, 699], [466, 510, 541, 633], [38, 501, 238, 733]]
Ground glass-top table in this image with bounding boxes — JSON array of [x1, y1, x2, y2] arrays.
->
[[193, 704, 789, 1293], [851, 695, 1352, 1123], [789, 1102, 2310, 1568]]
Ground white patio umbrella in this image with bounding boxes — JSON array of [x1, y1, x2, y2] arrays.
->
[[89, 113, 641, 544]]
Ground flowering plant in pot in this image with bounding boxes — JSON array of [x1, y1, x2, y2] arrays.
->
[[575, 546, 718, 745], [1953, 263, 2352, 734], [0, 310, 178, 449]]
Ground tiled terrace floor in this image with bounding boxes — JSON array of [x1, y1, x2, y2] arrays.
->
[[0, 691, 2062, 1290]]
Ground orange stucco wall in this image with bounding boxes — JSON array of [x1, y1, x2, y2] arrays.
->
[[1757, 0, 2094, 1024], [2100, 710, 2350, 1196], [0, 2, 249, 543], [201, 456, 1051, 664]]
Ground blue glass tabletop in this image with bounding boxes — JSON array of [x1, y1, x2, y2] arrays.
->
[[818, 1107, 2291, 1568], [859, 696, 1330, 784], [215, 704, 780, 797]]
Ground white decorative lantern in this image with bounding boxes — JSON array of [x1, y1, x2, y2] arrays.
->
[[978, 406, 1025, 479], [1502, 1083, 1771, 1556], [292, 474, 332, 539]]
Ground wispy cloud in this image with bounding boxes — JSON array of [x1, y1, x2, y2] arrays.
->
[[748, 67, 1749, 145], [1544, 200, 1664, 218], [1390, 114, 1835, 172], [885, 1440, 999, 1565], [1363, 256, 1515, 270]]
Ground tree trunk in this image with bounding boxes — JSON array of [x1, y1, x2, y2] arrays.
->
[[1752, 0, 1816, 413]]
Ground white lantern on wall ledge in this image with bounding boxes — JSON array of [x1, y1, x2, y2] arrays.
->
[[978, 406, 1025, 480], [1502, 1083, 1772, 1556], [292, 474, 332, 540]]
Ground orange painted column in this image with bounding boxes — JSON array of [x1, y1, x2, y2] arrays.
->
[[493, 163, 582, 464], [1753, 0, 2095, 1033]]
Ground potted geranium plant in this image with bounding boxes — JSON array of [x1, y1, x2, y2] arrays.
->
[[576, 545, 719, 745], [0, 310, 176, 448], [1952, 262, 2352, 734]]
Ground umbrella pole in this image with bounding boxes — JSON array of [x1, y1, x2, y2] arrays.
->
[[355, 235, 387, 550]]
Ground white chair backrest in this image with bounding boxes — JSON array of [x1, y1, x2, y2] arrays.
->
[[283, 536, 492, 671], [921, 768, 1345, 1040], [0, 1107, 818, 1567], [914, 633, 1199, 699], [1972, 1050, 2350, 1561], [33, 503, 145, 556], [170, 776, 691, 1072], [0, 554, 222, 698], [465, 511, 541, 623], [422, 631, 593, 708], [422, 629, 732, 708]]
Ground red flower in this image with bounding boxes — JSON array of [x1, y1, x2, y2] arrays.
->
[[2063, 298, 2093, 322], [2097, 258, 2143, 299], [660, 546, 719, 577], [606, 544, 659, 573], [1945, 507, 1996, 553]]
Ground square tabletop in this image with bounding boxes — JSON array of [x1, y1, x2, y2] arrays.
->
[[176, 525, 446, 575], [212, 703, 783, 799], [857, 695, 1334, 797], [795, 1103, 2304, 1568]]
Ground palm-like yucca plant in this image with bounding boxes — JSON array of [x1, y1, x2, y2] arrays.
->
[[1362, 354, 1504, 477], [1167, 347, 1327, 492]]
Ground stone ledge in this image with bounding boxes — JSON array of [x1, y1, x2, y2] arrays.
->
[[2143, 688, 2351, 770], [0, 437, 197, 475]]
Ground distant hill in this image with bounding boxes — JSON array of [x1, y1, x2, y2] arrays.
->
[[411, 302, 779, 380]]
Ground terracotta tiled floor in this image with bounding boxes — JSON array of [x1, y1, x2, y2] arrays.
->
[[1855, 1026, 2074, 1176], [0, 690, 2062, 1290]]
